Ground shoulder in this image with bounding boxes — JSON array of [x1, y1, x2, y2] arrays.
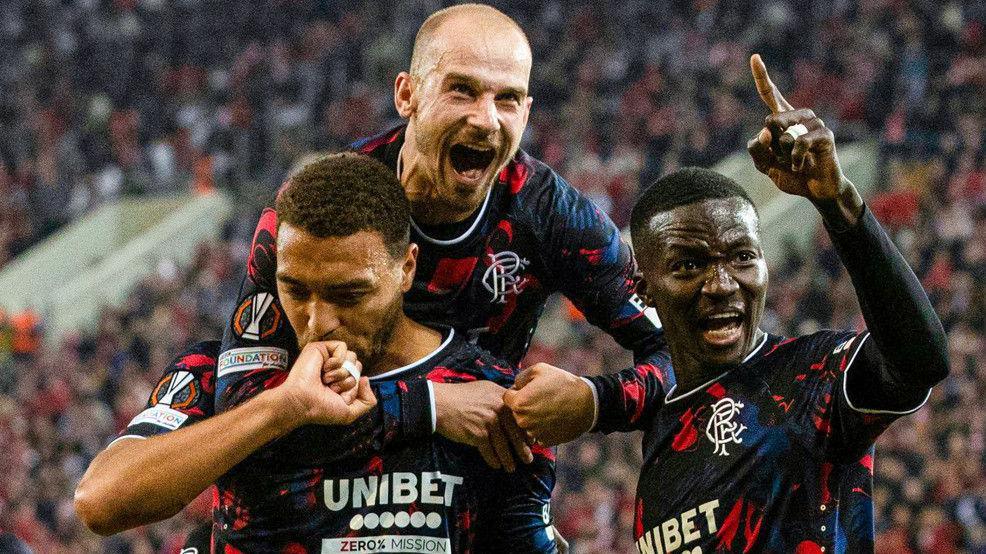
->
[[508, 152, 578, 214], [349, 125, 404, 156], [168, 340, 221, 375], [758, 330, 860, 363], [426, 335, 519, 385], [755, 330, 868, 393], [151, 341, 221, 400], [506, 152, 619, 246]]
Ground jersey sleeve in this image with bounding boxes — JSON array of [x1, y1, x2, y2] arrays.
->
[[219, 207, 300, 364], [582, 350, 673, 433], [111, 341, 219, 446], [827, 331, 932, 461], [524, 170, 674, 433], [789, 331, 931, 463], [817, 205, 945, 460]]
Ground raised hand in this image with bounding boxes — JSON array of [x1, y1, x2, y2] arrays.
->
[[747, 54, 849, 202]]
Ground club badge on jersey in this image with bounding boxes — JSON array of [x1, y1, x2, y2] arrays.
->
[[481, 251, 529, 304], [705, 398, 746, 456]]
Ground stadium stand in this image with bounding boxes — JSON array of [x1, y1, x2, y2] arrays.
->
[[0, 0, 982, 551]]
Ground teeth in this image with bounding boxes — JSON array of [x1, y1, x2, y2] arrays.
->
[[708, 313, 740, 320]]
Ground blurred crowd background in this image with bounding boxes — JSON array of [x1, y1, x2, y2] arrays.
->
[[0, 0, 983, 552]]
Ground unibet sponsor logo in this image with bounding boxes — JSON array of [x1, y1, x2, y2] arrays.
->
[[322, 535, 450, 554], [324, 472, 463, 511], [130, 405, 189, 430], [218, 347, 289, 377], [348, 511, 442, 531], [636, 499, 719, 554]]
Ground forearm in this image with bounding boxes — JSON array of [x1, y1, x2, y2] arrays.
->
[[585, 347, 673, 433], [75, 390, 297, 535], [820, 185, 949, 388]]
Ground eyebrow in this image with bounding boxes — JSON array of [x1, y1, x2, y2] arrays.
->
[[276, 273, 375, 291], [444, 72, 527, 97], [662, 235, 757, 254]]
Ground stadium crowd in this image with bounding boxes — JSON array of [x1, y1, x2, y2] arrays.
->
[[0, 0, 983, 551]]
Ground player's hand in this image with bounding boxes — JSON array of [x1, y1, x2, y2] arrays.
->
[[503, 363, 594, 446], [432, 381, 534, 472], [747, 54, 863, 226], [321, 349, 362, 403], [275, 341, 377, 428]]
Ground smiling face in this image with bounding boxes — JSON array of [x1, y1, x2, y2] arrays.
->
[[636, 197, 768, 370], [395, 7, 533, 216]]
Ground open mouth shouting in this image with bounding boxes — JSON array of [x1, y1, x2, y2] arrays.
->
[[448, 143, 497, 185], [697, 310, 745, 348]]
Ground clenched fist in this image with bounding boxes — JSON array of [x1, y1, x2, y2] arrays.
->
[[503, 363, 595, 446]]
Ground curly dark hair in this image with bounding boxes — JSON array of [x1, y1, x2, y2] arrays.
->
[[630, 167, 757, 261], [276, 152, 410, 257]]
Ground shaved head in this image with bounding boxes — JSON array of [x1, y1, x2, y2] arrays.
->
[[409, 4, 532, 80], [394, 3, 534, 225]]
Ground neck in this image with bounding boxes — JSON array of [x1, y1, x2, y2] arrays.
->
[[399, 127, 487, 226], [368, 315, 444, 376], [669, 328, 766, 396]]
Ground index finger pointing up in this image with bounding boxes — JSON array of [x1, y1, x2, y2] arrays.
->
[[750, 54, 793, 114]]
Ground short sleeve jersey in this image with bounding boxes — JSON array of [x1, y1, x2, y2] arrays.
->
[[113, 341, 219, 444], [212, 329, 557, 554]]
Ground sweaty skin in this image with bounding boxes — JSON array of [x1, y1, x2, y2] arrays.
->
[[395, 5, 534, 224], [638, 199, 768, 393]]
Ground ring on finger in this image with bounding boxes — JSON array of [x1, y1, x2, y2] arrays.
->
[[342, 360, 361, 382], [783, 123, 809, 140]]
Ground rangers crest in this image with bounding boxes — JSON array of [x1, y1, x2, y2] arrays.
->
[[482, 251, 529, 304]]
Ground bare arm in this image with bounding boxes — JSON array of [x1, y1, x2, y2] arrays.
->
[[75, 390, 293, 535], [74, 342, 375, 536]]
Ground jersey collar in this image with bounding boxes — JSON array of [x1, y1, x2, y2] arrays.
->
[[368, 327, 456, 382], [664, 331, 771, 404]]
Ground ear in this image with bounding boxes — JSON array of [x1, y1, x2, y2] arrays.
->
[[634, 272, 656, 307], [521, 95, 533, 127], [394, 72, 416, 119], [400, 243, 419, 292]]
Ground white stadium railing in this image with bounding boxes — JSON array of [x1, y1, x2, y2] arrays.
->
[[0, 191, 233, 338]]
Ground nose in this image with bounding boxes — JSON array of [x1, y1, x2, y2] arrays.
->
[[702, 263, 739, 298], [306, 299, 340, 341], [467, 94, 500, 136]]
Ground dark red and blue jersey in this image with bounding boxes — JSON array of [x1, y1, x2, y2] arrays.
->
[[113, 341, 219, 444], [625, 330, 930, 554], [212, 328, 556, 554], [223, 124, 670, 414]]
